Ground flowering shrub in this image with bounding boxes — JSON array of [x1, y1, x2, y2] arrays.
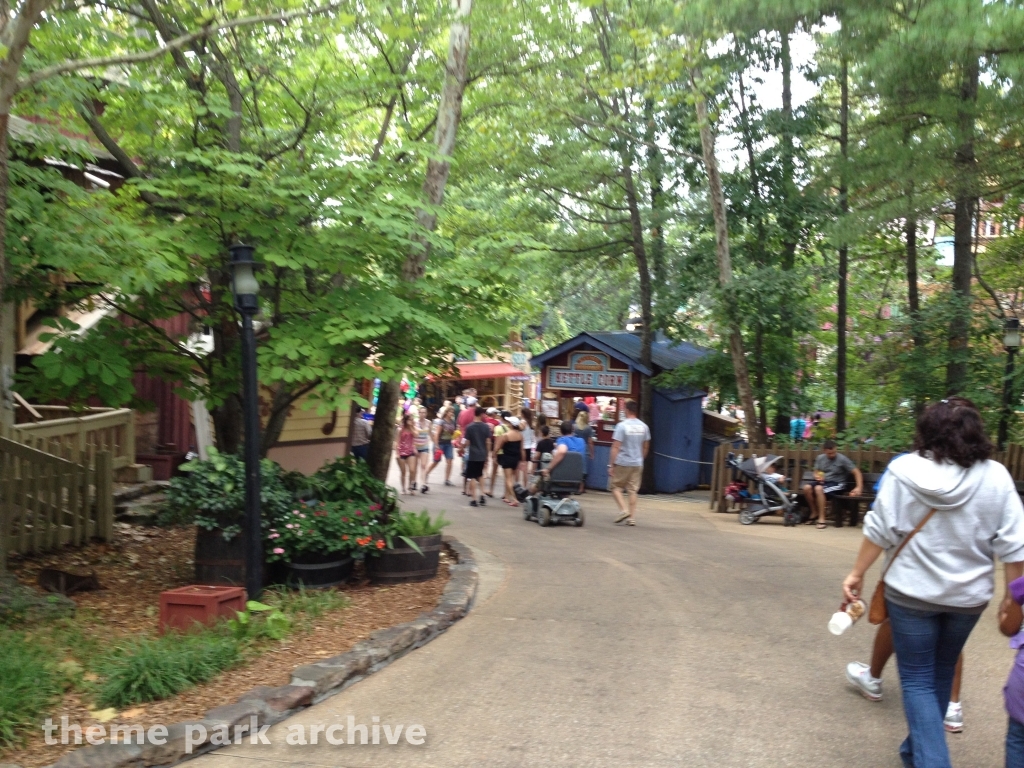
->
[[265, 501, 388, 562], [312, 456, 396, 516], [337, 503, 390, 557]]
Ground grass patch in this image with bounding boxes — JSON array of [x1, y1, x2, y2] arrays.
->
[[263, 585, 350, 620], [0, 630, 63, 747], [96, 631, 239, 708]]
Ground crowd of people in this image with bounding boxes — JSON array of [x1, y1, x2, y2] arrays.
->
[[380, 388, 649, 525]]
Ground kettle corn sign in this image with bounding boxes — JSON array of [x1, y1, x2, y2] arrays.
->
[[546, 352, 631, 393]]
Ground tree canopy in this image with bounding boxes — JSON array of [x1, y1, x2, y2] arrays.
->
[[3, 0, 1023, 452]]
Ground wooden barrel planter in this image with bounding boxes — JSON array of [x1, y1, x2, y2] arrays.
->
[[285, 552, 354, 588], [194, 527, 246, 586], [366, 534, 443, 584]]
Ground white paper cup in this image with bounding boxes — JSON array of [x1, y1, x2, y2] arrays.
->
[[828, 611, 853, 635]]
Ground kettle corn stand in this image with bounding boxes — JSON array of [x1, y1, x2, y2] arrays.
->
[[529, 332, 711, 492]]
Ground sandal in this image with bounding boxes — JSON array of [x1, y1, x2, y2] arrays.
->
[[421, 486, 429, 494], [816, 522, 828, 529]]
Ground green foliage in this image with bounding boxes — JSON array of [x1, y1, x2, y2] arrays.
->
[[161, 448, 297, 536], [227, 601, 291, 641], [388, 510, 451, 539], [96, 630, 239, 709], [0, 630, 63, 747], [312, 455, 397, 515], [261, 585, 350, 620], [7, 0, 1024, 457]]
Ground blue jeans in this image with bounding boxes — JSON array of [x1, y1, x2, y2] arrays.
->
[[1008, 718, 1024, 768], [351, 444, 369, 461], [887, 600, 980, 768]]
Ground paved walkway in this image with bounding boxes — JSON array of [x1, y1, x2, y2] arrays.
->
[[193, 474, 1012, 767]]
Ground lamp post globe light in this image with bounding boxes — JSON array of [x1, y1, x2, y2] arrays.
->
[[229, 243, 263, 599], [999, 317, 1021, 452]]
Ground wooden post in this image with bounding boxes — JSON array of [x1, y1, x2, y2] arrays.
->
[[95, 450, 113, 542], [125, 411, 136, 466]]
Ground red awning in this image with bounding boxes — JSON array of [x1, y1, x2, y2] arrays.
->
[[430, 362, 527, 381]]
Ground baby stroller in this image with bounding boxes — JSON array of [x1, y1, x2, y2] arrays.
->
[[724, 453, 800, 527], [515, 451, 585, 527]]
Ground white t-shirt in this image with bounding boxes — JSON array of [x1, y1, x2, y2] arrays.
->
[[612, 417, 650, 467]]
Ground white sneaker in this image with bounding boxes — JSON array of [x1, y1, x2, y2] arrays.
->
[[846, 661, 883, 701], [944, 701, 963, 733]]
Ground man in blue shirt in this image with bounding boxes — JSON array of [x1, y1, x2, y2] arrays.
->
[[540, 421, 586, 478], [555, 420, 586, 456]]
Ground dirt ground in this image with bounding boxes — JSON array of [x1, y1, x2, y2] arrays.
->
[[1, 523, 451, 768]]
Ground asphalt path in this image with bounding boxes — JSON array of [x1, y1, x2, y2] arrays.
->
[[193, 470, 1014, 767]]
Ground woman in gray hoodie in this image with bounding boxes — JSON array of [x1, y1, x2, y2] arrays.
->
[[842, 397, 1024, 768]]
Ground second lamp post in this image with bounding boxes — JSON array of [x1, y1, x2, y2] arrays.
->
[[229, 243, 263, 599]]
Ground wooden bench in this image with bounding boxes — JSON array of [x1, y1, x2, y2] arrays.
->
[[797, 471, 881, 528], [831, 473, 882, 528]]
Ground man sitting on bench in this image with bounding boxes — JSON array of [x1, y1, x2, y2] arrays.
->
[[803, 439, 863, 529]]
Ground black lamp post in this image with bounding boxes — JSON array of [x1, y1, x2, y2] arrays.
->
[[998, 317, 1021, 451], [229, 243, 263, 599]]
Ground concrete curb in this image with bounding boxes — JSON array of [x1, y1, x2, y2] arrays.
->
[[45, 536, 478, 768]]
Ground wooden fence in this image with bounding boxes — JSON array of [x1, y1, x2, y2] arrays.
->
[[0, 438, 113, 560], [3, 407, 135, 471], [709, 442, 1024, 513]]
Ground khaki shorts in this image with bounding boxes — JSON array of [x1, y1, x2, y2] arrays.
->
[[611, 465, 642, 493]]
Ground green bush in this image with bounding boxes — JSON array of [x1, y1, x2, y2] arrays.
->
[[313, 455, 397, 515], [96, 631, 239, 708], [160, 447, 297, 536], [389, 509, 450, 538], [0, 630, 63, 747]]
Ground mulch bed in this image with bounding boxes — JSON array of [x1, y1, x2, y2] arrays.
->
[[1, 523, 451, 768]]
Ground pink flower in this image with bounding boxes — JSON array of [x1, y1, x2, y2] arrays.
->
[[299, 513, 306, 518], [273, 547, 284, 554], [269, 533, 280, 539], [355, 510, 362, 517], [292, 510, 299, 514], [286, 524, 295, 529]]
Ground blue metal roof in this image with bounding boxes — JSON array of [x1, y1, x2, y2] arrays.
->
[[589, 331, 711, 371], [529, 331, 712, 377]]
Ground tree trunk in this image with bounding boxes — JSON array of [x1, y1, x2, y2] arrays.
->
[[400, 0, 472, 283], [367, 0, 473, 481], [754, 321, 768, 434], [694, 93, 763, 445], [367, 377, 401, 482], [0, 1, 54, 433], [0, 114, 13, 432], [644, 98, 667, 326], [836, 57, 849, 435], [260, 384, 302, 457], [774, 26, 798, 437], [906, 210, 922, 348], [946, 55, 979, 396], [621, 159, 656, 492]]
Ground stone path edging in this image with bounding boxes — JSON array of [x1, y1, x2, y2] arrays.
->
[[44, 536, 478, 768]]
